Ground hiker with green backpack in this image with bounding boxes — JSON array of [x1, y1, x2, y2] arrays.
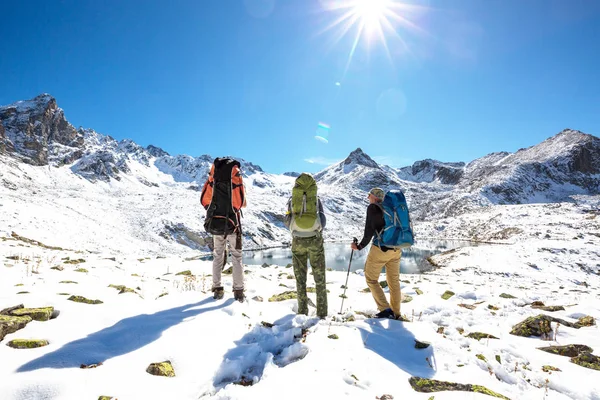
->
[[351, 187, 414, 319], [284, 173, 328, 319]]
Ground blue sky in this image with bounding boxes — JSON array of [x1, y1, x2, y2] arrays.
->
[[1, 0, 599, 174]]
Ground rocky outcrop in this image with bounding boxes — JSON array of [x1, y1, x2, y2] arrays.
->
[[0, 94, 84, 166], [0, 315, 32, 342], [7, 339, 49, 349], [146, 361, 175, 377]]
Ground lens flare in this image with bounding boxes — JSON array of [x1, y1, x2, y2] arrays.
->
[[315, 122, 331, 143]]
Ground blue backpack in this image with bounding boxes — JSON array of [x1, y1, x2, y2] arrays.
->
[[373, 190, 414, 249]]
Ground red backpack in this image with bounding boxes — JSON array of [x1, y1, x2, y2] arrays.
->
[[200, 157, 246, 235]]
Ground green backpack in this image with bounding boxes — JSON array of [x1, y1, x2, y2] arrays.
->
[[290, 173, 321, 235]]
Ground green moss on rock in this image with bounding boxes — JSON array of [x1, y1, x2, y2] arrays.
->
[[59, 280, 78, 284], [402, 294, 413, 303], [570, 352, 600, 370], [487, 304, 500, 311], [532, 305, 565, 312], [16, 291, 30, 294], [68, 295, 103, 305], [50, 266, 64, 271], [542, 365, 561, 373], [146, 360, 176, 377], [175, 270, 192, 276], [441, 290, 455, 300], [9, 307, 54, 322], [108, 284, 126, 291], [0, 315, 32, 342], [361, 287, 371, 293], [499, 293, 516, 299], [7, 339, 49, 349], [328, 334, 339, 339], [74, 268, 88, 273], [467, 332, 499, 341], [379, 281, 388, 289], [268, 291, 298, 302], [577, 315, 595, 327], [64, 259, 86, 264], [408, 377, 510, 399], [414, 288, 423, 295], [98, 397, 114, 400], [476, 354, 487, 362], [510, 314, 579, 337], [538, 344, 593, 357]]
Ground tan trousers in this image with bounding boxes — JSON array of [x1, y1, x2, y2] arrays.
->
[[212, 235, 244, 291], [364, 245, 402, 316]]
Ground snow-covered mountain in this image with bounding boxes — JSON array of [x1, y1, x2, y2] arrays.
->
[[1, 94, 599, 255]]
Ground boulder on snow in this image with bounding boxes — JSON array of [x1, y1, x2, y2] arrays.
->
[[510, 314, 580, 337], [6, 339, 49, 349], [9, 307, 54, 321], [408, 377, 510, 399], [0, 315, 32, 342], [175, 270, 192, 276], [577, 315, 595, 326], [537, 344, 593, 357], [466, 332, 499, 341], [441, 290, 455, 300], [146, 360, 175, 377], [268, 291, 297, 302], [68, 295, 103, 305], [571, 352, 600, 371]]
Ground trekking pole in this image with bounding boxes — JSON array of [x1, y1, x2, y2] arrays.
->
[[339, 237, 358, 314]]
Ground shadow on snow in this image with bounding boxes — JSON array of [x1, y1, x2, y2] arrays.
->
[[17, 297, 233, 372]]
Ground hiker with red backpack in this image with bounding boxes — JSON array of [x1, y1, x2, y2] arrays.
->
[[284, 173, 328, 319], [351, 187, 414, 319], [201, 157, 247, 302]]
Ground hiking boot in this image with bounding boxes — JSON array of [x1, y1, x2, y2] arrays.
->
[[233, 289, 245, 303], [212, 287, 224, 300], [375, 308, 396, 319]]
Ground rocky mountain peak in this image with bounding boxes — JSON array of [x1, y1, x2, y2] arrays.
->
[[343, 148, 379, 169], [147, 145, 170, 158], [0, 93, 83, 166]]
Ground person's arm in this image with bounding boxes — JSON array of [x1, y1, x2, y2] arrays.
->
[[318, 198, 326, 229], [357, 204, 378, 250]]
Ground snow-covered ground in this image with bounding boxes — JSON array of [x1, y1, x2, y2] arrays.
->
[[1, 193, 599, 400]]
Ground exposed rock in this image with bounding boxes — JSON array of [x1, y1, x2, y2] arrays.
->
[[97, 397, 114, 400], [499, 293, 517, 299], [467, 332, 499, 341], [531, 305, 565, 312], [0, 315, 32, 341], [538, 344, 593, 357], [68, 295, 103, 305], [108, 284, 127, 291], [252, 296, 263, 302], [458, 304, 476, 310], [510, 314, 580, 337], [0, 94, 83, 166], [402, 294, 413, 303], [414, 339, 430, 349], [542, 365, 561, 373], [9, 307, 54, 321], [59, 280, 78, 284], [74, 268, 89, 273], [63, 258, 86, 264], [50, 266, 64, 271], [268, 291, 297, 302], [476, 354, 487, 362], [408, 377, 510, 399], [577, 315, 595, 326], [6, 339, 49, 349], [414, 288, 423, 295], [328, 334, 339, 340], [0, 304, 24, 315], [146, 360, 175, 377], [571, 352, 600, 371], [118, 288, 136, 295], [441, 290, 455, 300]]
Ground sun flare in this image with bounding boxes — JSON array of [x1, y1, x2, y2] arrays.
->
[[319, 0, 429, 76]]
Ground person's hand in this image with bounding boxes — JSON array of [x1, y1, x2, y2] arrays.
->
[[350, 242, 359, 250]]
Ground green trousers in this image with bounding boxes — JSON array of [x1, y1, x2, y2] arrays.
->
[[292, 234, 327, 318]]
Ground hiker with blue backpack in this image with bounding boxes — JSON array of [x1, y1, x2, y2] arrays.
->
[[351, 187, 414, 319], [285, 173, 328, 319]]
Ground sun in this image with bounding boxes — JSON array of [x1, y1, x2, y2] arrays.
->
[[318, 0, 428, 75], [352, 0, 392, 38]]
